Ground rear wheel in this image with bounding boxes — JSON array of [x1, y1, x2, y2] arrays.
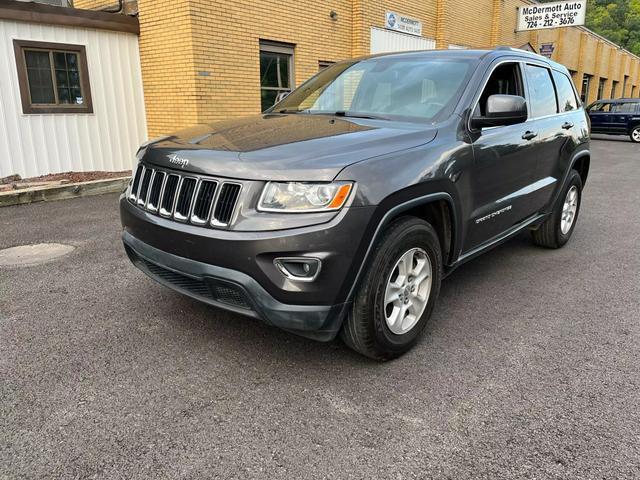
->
[[340, 217, 442, 360], [532, 170, 582, 249], [630, 126, 640, 143]]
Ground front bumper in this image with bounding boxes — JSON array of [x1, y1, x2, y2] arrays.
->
[[123, 232, 348, 340], [120, 196, 376, 341]]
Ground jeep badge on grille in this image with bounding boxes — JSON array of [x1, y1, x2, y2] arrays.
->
[[168, 154, 189, 168]]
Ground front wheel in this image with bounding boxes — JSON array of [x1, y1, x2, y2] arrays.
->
[[532, 170, 583, 249], [340, 217, 442, 360], [630, 126, 640, 143]]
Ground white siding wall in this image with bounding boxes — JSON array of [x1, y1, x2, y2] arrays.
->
[[0, 19, 147, 178], [370, 27, 436, 54]]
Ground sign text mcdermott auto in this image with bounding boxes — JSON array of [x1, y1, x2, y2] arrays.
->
[[517, 0, 586, 32]]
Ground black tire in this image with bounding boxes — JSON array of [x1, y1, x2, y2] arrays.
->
[[532, 169, 583, 249], [630, 126, 640, 143], [340, 217, 442, 360]]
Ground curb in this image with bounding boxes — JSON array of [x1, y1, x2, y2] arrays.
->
[[0, 177, 130, 207]]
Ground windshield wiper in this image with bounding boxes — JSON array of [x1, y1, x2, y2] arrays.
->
[[334, 111, 391, 121], [277, 109, 309, 114]]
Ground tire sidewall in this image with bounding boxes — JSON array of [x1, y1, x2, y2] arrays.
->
[[555, 171, 583, 246], [631, 126, 640, 143], [367, 221, 442, 354]]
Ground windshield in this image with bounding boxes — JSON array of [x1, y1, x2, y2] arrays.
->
[[270, 56, 475, 122]]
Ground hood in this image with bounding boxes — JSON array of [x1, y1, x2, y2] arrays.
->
[[142, 114, 437, 181]]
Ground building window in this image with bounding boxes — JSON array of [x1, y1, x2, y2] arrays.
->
[[622, 75, 629, 96], [259, 40, 294, 112], [580, 74, 592, 104], [13, 40, 92, 114], [318, 60, 335, 71], [611, 80, 618, 99], [597, 78, 606, 100], [632, 86, 637, 98]]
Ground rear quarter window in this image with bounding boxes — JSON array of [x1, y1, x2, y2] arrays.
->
[[525, 64, 558, 117], [613, 103, 640, 113], [552, 71, 578, 112]]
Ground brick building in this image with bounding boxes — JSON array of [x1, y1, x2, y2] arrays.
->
[[75, 0, 640, 137]]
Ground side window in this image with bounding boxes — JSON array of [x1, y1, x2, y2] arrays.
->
[[477, 63, 524, 116], [589, 102, 612, 113], [525, 64, 558, 118], [552, 71, 578, 112], [613, 103, 639, 114]]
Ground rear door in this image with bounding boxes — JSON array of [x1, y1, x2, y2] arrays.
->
[[519, 63, 570, 214], [611, 102, 639, 133], [527, 69, 584, 211]]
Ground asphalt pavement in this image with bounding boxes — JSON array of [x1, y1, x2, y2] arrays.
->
[[1, 137, 639, 479]]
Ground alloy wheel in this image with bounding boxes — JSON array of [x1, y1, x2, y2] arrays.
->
[[383, 248, 432, 335], [561, 185, 579, 235]]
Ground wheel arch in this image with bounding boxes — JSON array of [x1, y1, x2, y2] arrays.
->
[[344, 192, 459, 304], [572, 152, 590, 186]]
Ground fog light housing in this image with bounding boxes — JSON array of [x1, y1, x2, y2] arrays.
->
[[274, 257, 322, 282]]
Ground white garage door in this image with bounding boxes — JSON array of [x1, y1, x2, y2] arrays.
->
[[370, 27, 436, 54]]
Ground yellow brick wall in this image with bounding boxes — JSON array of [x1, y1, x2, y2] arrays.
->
[[75, 0, 640, 135], [354, 0, 438, 53], [538, 27, 640, 104], [188, 0, 353, 126], [500, 0, 537, 49]]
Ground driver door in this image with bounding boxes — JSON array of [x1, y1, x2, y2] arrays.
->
[[464, 61, 539, 252]]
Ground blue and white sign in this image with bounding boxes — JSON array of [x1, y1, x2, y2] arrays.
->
[[385, 11, 422, 37]]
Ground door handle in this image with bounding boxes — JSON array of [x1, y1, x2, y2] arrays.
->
[[522, 131, 538, 140], [562, 122, 574, 130]]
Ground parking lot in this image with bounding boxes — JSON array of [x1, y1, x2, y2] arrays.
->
[[1, 137, 639, 479]]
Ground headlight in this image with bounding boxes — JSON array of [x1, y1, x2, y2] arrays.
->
[[258, 181, 353, 212]]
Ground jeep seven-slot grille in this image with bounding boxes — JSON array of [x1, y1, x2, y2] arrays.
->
[[128, 165, 241, 229]]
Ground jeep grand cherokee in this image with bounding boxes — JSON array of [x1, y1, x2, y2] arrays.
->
[[121, 48, 590, 360]]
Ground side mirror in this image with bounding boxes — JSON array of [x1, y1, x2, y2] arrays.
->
[[471, 94, 528, 129]]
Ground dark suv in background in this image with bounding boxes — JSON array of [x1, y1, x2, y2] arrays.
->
[[121, 48, 590, 360], [587, 98, 640, 142]]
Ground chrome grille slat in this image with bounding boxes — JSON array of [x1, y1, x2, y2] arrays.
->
[[146, 171, 165, 212], [129, 164, 144, 201], [131, 163, 242, 230], [212, 183, 242, 226], [191, 180, 218, 225], [137, 168, 153, 207], [159, 174, 180, 217], [173, 177, 197, 222]]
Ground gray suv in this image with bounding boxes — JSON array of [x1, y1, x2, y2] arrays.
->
[[121, 48, 590, 359]]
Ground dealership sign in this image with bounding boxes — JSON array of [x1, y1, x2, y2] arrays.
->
[[385, 11, 422, 36], [517, 1, 586, 31]]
